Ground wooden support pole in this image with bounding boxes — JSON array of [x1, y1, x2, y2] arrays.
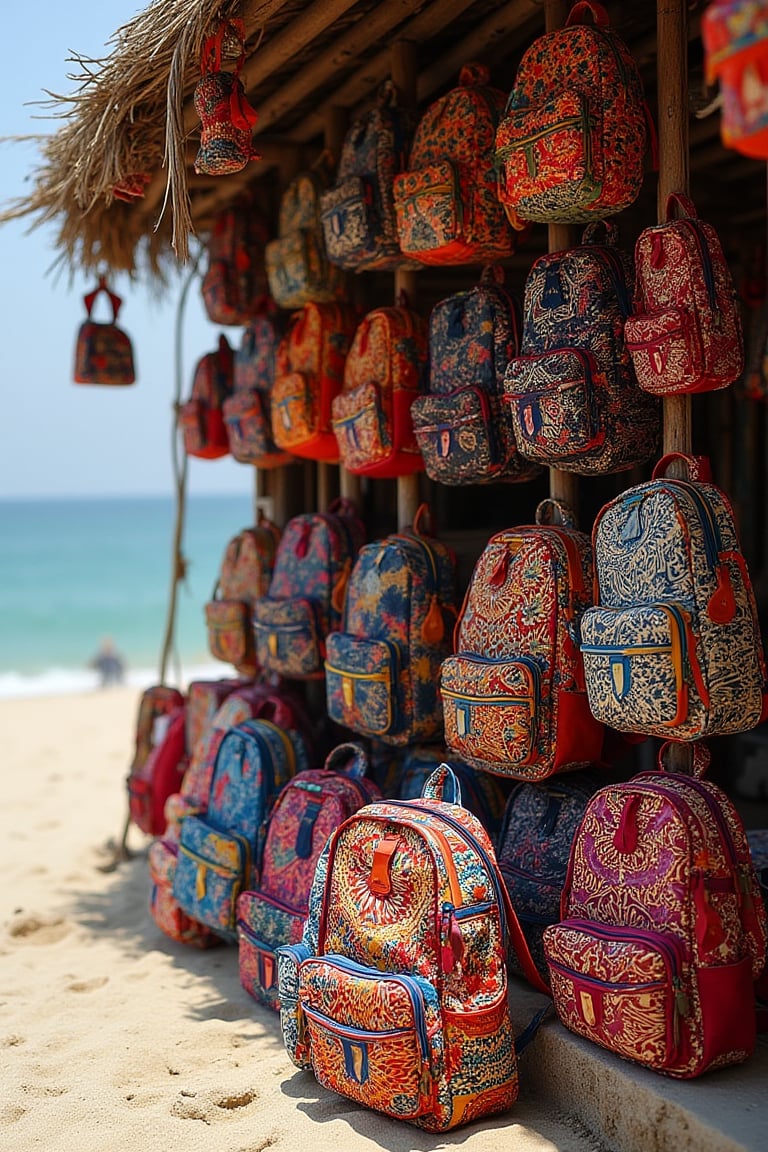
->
[[545, 0, 579, 516]]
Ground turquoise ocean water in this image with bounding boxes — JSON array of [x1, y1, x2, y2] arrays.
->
[[0, 494, 256, 698]]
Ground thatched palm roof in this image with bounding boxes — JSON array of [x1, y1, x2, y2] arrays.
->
[[1, 0, 761, 281]]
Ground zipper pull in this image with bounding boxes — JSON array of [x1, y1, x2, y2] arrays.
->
[[419, 1061, 433, 1099], [196, 865, 207, 902], [441, 905, 464, 971], [693, 871, 723, 952], [421, 594, 445, 644], [489, 550, 510, 587], [295, 521, 312, 559], [707, 563, 736, 625]]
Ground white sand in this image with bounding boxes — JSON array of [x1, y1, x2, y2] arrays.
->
[[0, 687, 593, 1152]]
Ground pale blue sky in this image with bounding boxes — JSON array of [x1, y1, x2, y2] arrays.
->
[[0, 4, 255, 500]]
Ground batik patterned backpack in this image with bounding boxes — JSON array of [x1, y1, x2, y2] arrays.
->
[[253, 499, 366, 679], [179, 335, 235, 459], [703, 0, 768, 160], [543, 742, 768, 1077], [265, 152, 347, 309], [503, 221, 659, 475], [127, 706, 188, 838], [201, 196, 271, 326], [172, 718, 310, 941], [410, 265, 540, 486], [325, 504, 459, 746], [392, 63, 525, 266], [276, 764, 547, 1131], [331, 299, 428, 478], [319, 80, 418, 271], [441, 500, 605, 781], [223, 316, 293, 468], [204, 517, 281, 676], [624, 193, 745, 396], [495, 1, 651, 224], [270, 302, 359, 461], [237, 742, 381, 1010], [579, 453, 767, 741], [183, 677, 244, 767]]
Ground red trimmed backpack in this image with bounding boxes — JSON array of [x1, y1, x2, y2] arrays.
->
[[201, 198, 271, 326], [125, 685, 187, 838], [179, 335, 235, 459], [703, 1, 768, 160], [73, 278, 136, 386], [495, 1, 652, 224], [223, 316, 293, 468]]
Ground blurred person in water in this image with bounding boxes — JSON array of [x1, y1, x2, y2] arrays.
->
[[90, 636, 126, 687]]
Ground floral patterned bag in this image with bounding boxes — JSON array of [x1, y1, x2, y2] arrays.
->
[[543, 743, 767, 1077], [703, 0, 768, 160], [73, 278, 136, 386], [223, 315, 293, 468], [178, 335, 235, 459]]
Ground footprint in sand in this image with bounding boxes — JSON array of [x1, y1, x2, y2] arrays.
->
[[66, 976, 109, 993], [170, 1087, 259, 1122], [0, 1034, 25, 1048], [6, 915, 70, 945]]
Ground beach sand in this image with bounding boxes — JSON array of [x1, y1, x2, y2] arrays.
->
[[0, 687, 589, 1152]]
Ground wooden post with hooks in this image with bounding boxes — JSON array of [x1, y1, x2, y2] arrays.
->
[[544, 0, 580, 516], [392, 39, 422, 532]]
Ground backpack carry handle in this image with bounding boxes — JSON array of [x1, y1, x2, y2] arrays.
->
[[665, 191, 699, 222], [201, 17, 246, 75], [323, 741, 369, 780], [566, 1, 610, 28], [412, 502, 435, 538], [84, 277, 122, 323], [657, 739, 711, 779], [421, 763, 463, 805], [535, 498, 577, 530], [652, 453, 713, 483]]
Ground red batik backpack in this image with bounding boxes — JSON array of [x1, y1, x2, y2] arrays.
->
[[703, 1, 768, 160], [222, 315, 294, 468], [201, 196, 271, 325], [179, 335, 235, 459]]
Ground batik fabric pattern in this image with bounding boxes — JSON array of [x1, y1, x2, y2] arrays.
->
[[223, 316, 293, 468], [580, 473, 766, 739], [495, 1, 649, 224], [148, 837, 219, 948], [411, 265, 540, 486], [393, 63, 524, 265], [179, 335, 235, 459], [205, 520, 281, 676], [277, 767, 519, 1131], [200, 199, 271, 326], [503, 222, 660, 475], [703, 1, 768, 160], [441, 515, 604, 780], [129, 685, 185, 781], [331, 304, 428, 478], [543, 766, 768, 1076]]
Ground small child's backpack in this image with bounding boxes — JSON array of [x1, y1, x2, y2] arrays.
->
[[265, 152, 347, 310], [543, 742, 768, 1077], [319, 80, 417, 272], [393, 63, 525, 265], [179, 335, 235, 459], [237, 742, 381, 1010], [703, 1, 768, 160], [495, 1, 651, 224], [411, 265, 540, 486], [503, 221, 659, 475], [204, 517, 281, 677], [253, 499, 366, 679], [325, 503, 458, 745], [624, 193, 745, 396], [496, 770, 601, 985], [172, 718, 310, 941], [270, 302, 360, 461], [125, 685, 187, 837], [331, 298, 428, 478], [441, 499, 605, 781], [579, 453, 767, 741], [222, 316, 293, 468], [201, 197, 271, 326], [276, 764, 547, 1131]]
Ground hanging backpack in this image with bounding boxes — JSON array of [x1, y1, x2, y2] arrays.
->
[[125, 685, 187, 838], [179, 335, 235, 459], [543, 742, 768, 1077], [265, 152, 347, 309], [172, 718, 310, 942], [331, 298, 428, 478], [73, 277, 136, 386], [275, 764, 548, 1131], [624, 193, 745, 396], [270, 302, 360, 461], [495, 1, 651, 224], [441, 499, 605, 781], [236, 742, 381, 1010], [411, 265, 540, 486], [579, 453, 767, 741], [325, 503, 458, 746], [183, 676, 245, 767], [496, 770, 602, 985], [204, 516, 281, 677], [201, 196, 271, 326], [503, 221, 659, 475], [703, 1, 768, 160], [253, 499, 366, 679], [319, 80, 417, 271], [393, 63, 526, 265], [222, 315, 294, 468]]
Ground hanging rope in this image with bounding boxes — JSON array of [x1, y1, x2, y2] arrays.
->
[[158, 244, 204, 686]]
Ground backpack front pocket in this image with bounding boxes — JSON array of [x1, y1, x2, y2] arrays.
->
[[325, 632, 403, 737], [321, 176, 379, 269], [495, 89, 601, 220], [625, 308, 704, 395], [205, 599, 256, 672], [505, 349, 605, 463], [394, 160, 464, 255], [253, 597, 324, 678], [411, 387, 499, 484], [174, 816, 250, 938], [580, 602, 707, 737], [440, 654, 540, 769], [332, 380, 391, 473], [543, 919, 688, 1071], [223, 390, 289, 466], [299, 954, 440, 1121], [271, 371, 319, 449], [237, 890, 305, 1010]]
